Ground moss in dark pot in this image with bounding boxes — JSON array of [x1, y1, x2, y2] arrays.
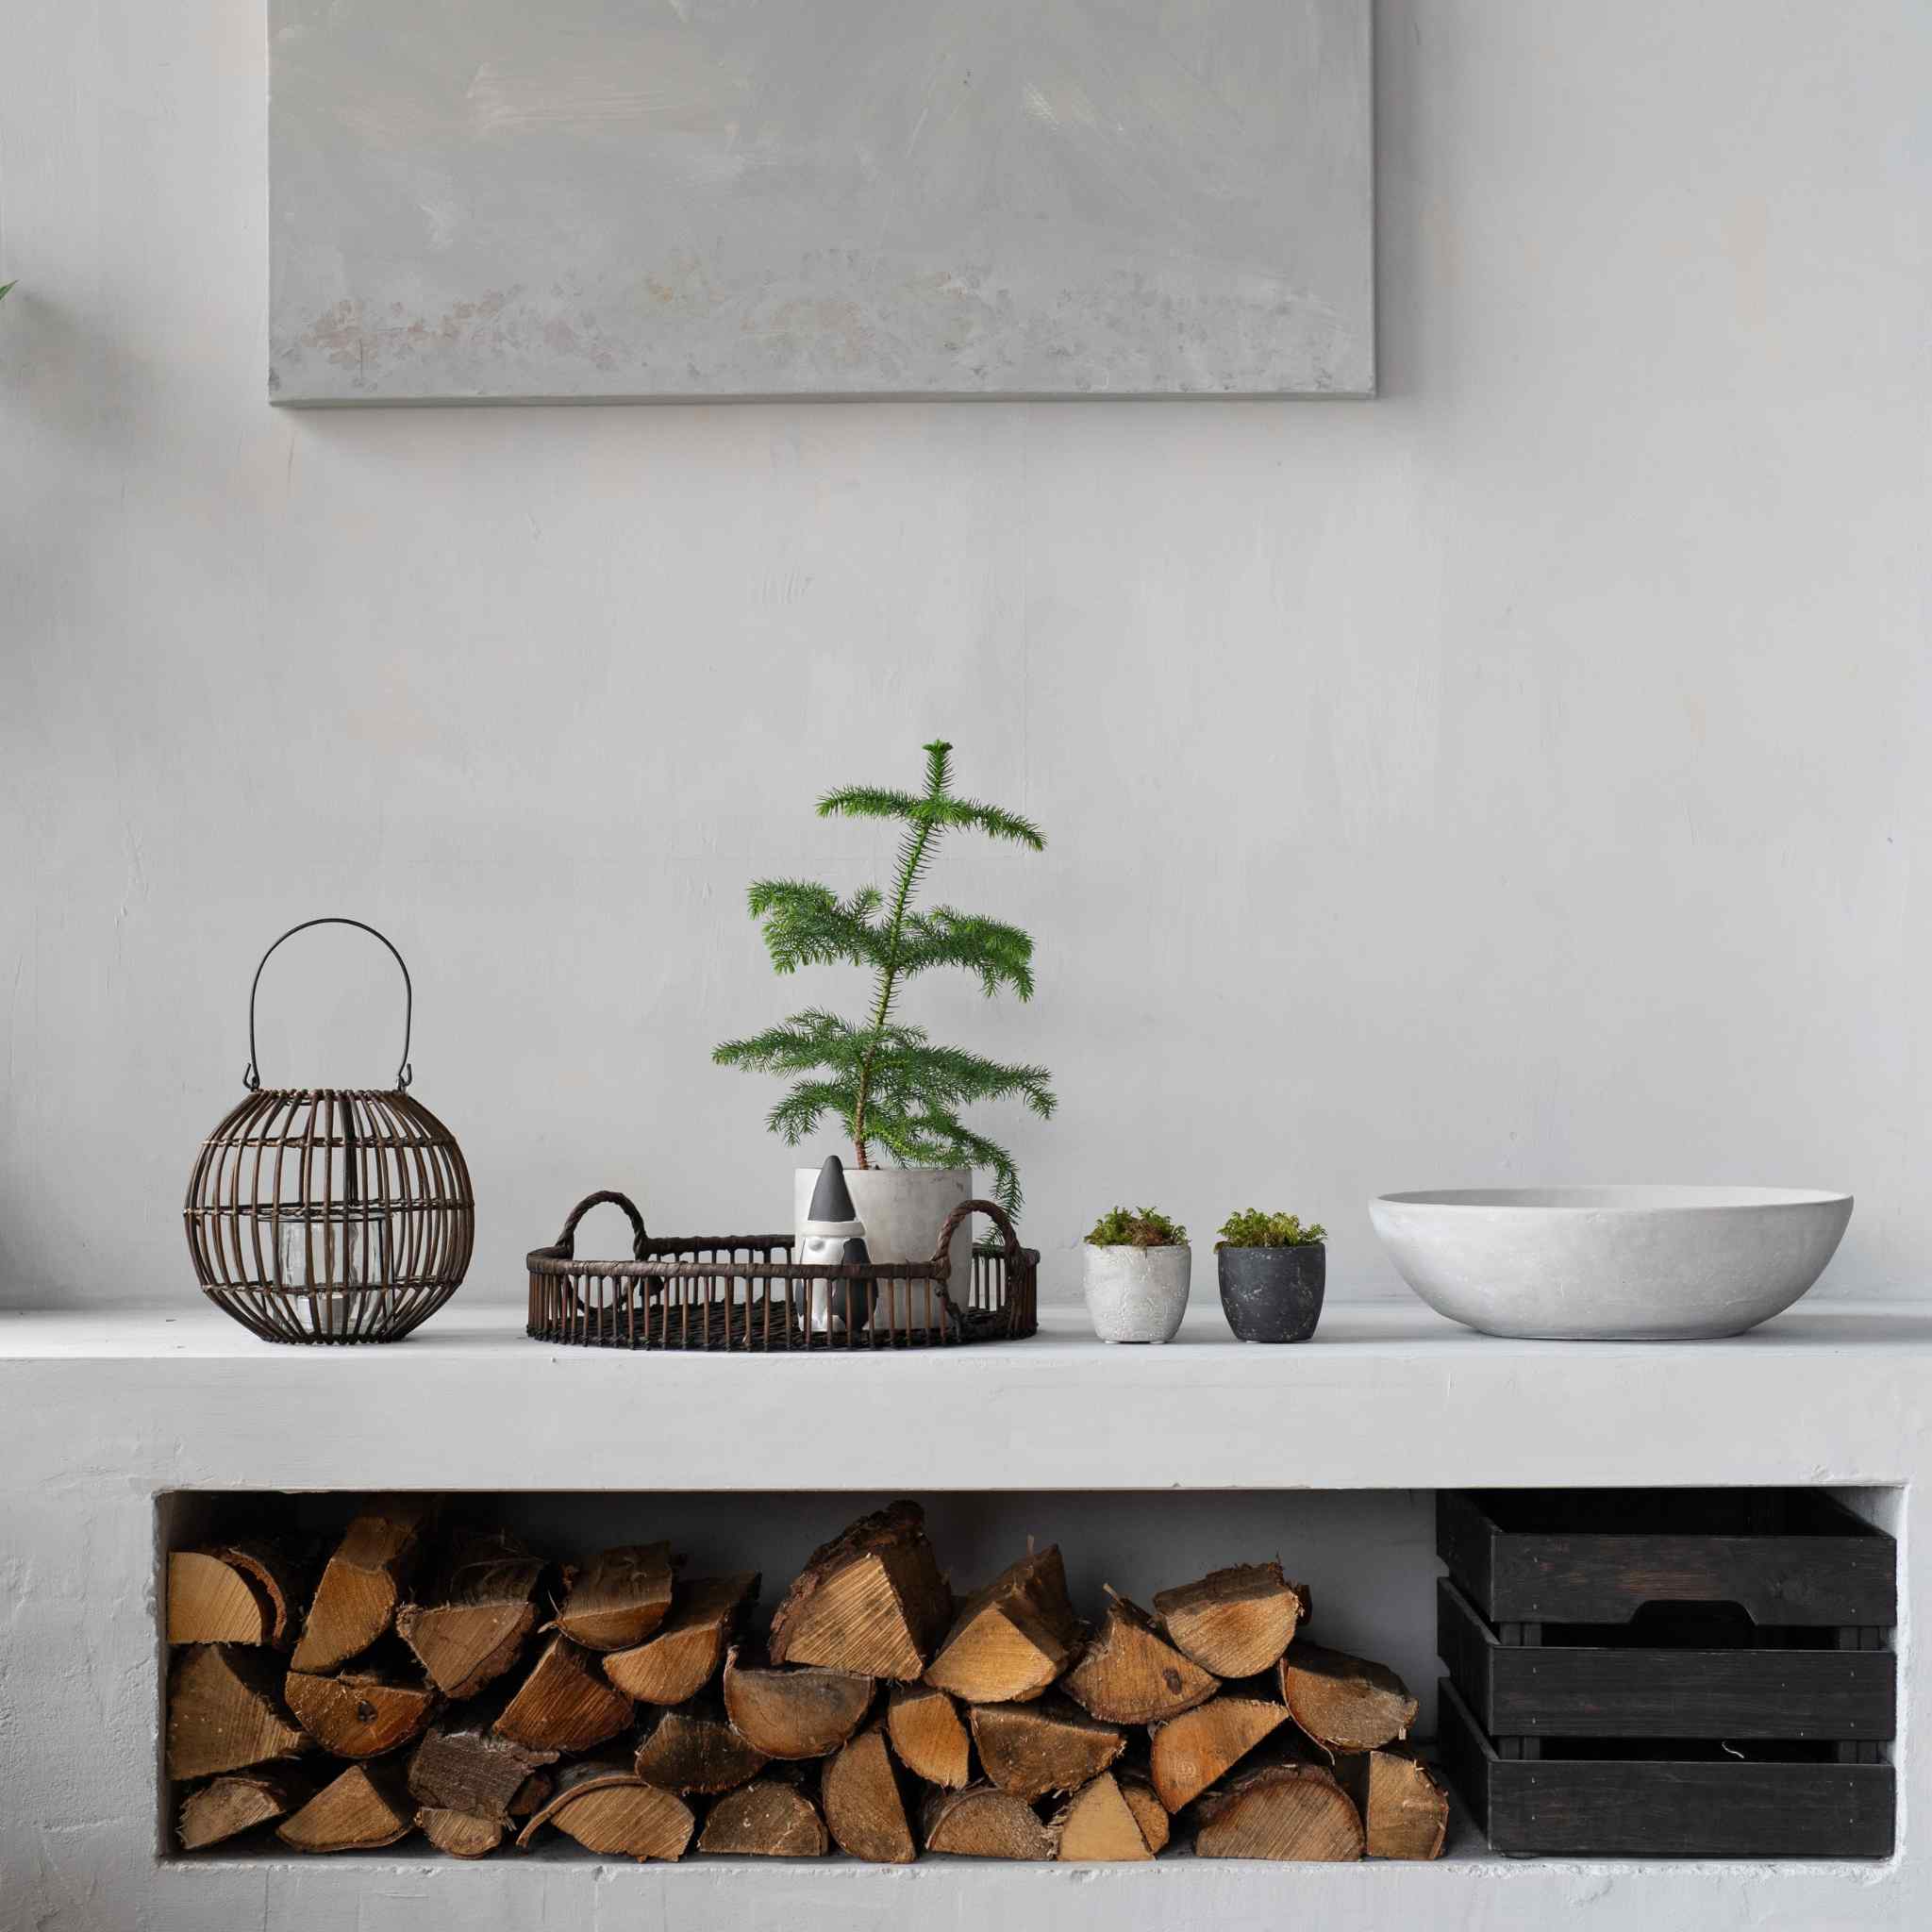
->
[[1215, 1210, 1327, 1343]]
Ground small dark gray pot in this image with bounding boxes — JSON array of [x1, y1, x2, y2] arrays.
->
[[1217, 1243, 1326, 1343]]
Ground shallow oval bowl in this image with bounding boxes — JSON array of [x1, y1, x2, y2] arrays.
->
[[1368, 1185, 1853, 1341]]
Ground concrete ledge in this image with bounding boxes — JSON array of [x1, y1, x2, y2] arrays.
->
[[2, 1300, 1924, 1931], [3, 1300, 1929, 1490]]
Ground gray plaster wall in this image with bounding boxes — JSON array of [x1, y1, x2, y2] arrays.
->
[[4, 2, 1931, 1311], [267, 0, 1374, 401]]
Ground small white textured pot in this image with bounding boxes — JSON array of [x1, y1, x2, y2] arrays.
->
[[1082, 1244, 1191, 1344]]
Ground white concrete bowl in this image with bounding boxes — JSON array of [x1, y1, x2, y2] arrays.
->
[[1369, 1186, 1853, 1341]]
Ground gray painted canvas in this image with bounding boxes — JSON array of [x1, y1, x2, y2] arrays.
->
[[268, 0, 1373, 404]]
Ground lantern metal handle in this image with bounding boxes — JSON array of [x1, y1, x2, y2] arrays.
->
[[243, 917, 414, 1091]]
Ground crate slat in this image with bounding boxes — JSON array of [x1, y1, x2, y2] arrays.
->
[[1437, 1677, 1894, 1858], [1437, 1491, 1896, 1627], [1437, 1577, 1895, 1741]]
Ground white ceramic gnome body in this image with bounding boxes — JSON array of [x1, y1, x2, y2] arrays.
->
[[796, 1155, 874, 1336]]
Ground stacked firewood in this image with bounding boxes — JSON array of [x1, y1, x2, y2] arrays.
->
[[166, 1499, 1447, 1862]]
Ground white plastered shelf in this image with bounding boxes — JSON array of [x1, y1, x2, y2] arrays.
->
[[2, 1298, 1924, 1931]]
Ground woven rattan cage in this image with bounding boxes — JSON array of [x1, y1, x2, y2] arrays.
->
[[184, 920, 474, 1344], [528, 1190, 1038, 1351]]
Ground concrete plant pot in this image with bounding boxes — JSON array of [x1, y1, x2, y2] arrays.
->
[[1082, 1243, 1191, 1344], [1217, 1243, 1325, 1342]]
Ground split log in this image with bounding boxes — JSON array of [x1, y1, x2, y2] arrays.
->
[[1340, 1746, 1450, 1859], [1147, 1694, 1288, 1811], [768, 1502, 952, 1680], [603, 1572, 758, 1706], [554, 1543, 675, 1652], [1153, 1563, 1310, 1679], [698, 1778, 830, 1857], [514, 1757, 694, 1862], [1051, 1772, 1155, 1861], [924, 1546, 1081, 1705], [495, 1634, 634, 1753], [417, 1807, 503, 1858], [886, 1680, 971, 1789], [290, 1499, 431, 1674], [921, 1783, 1054, 1859], [411, 1774, 544, 1861], [633, 1699, 769, 1794], [285, 1661, 438, 1759], [1119, 1770, 1170, 1855], [721, 1647, 873, 1759], [1062, 1589, 1218, 1724], [1191, 1758, 1364, 1861], [395, 1530, 544, 1698], [408, 1712, 557, 1824], [168, 1551, 275, 1646], [970, 1694, 1125, 1801], [176, 1768, 310, 1851], [820, 1722, 915, 1863], [1278, 1643, 1418, 1754], [220, 1541, 308, 1649], [276, 1764, 414, 1853], [166, 1644, 308, 1781]]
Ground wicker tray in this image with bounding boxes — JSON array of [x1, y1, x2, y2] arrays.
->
[[527, 1191, 1038, 1351]]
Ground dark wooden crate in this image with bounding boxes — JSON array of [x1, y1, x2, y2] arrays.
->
[[1439, 1489, 1896, 1627], [1438, 1676, 1895, 1858], [1438, 1575, 1895, 1742]]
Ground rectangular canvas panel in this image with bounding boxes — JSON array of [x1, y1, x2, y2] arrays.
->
[[268, 0, 1374, 404]]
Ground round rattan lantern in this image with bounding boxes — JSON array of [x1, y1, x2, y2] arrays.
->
[[184, 919, 474, 1343]]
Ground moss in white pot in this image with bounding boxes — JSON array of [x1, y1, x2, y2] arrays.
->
[[1082, 1208, 1191, 1344]]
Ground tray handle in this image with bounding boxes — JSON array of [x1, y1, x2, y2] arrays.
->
[[556, 1191, 649, 1261], [932, 1198, 1021, 1273]]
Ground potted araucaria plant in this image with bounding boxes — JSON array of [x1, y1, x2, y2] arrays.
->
[[1082, 1208, 1191, 1344], [1215, 1209, 1327, 1342], [714, 741, 1055, 1293]]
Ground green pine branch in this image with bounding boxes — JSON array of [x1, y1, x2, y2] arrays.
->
[[898, 908, 1036, 999], [715, 740, 1055, 1220], [742, 881, 889, 974]]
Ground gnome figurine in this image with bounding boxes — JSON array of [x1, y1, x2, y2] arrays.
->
[[797, 1155, 875, 1336]]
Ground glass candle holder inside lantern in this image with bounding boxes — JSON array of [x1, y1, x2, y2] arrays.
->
[[184, 919, 474, 1343], [275, 1202, 389, 1296]]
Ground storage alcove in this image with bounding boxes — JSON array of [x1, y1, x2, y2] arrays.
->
[[155, 1484, 1901, 1869]]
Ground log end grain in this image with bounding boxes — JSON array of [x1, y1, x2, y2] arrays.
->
[[698, 1779, 831, 1857], [167, 1645, 308, 1783], [176, 1769, 310, 1852], [603, 1572, 758, 1707], [1062, 1591, 1219, 1725], [1152, 1562, 1309, 1679], [886, 1680, 972, 1789], [1147, 1695, 1289, 1813], [1052, 1772, 1156, 1861], [922, 1784, 1055, 1860], [275, 1765, 413, 1854], [721, 1647, 874, 1761], [821, 1723, 915, 1863], [1279, 1643, 1419, 1755]]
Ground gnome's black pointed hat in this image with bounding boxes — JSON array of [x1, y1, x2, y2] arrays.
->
[[807, 1155, 859, 1224]]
